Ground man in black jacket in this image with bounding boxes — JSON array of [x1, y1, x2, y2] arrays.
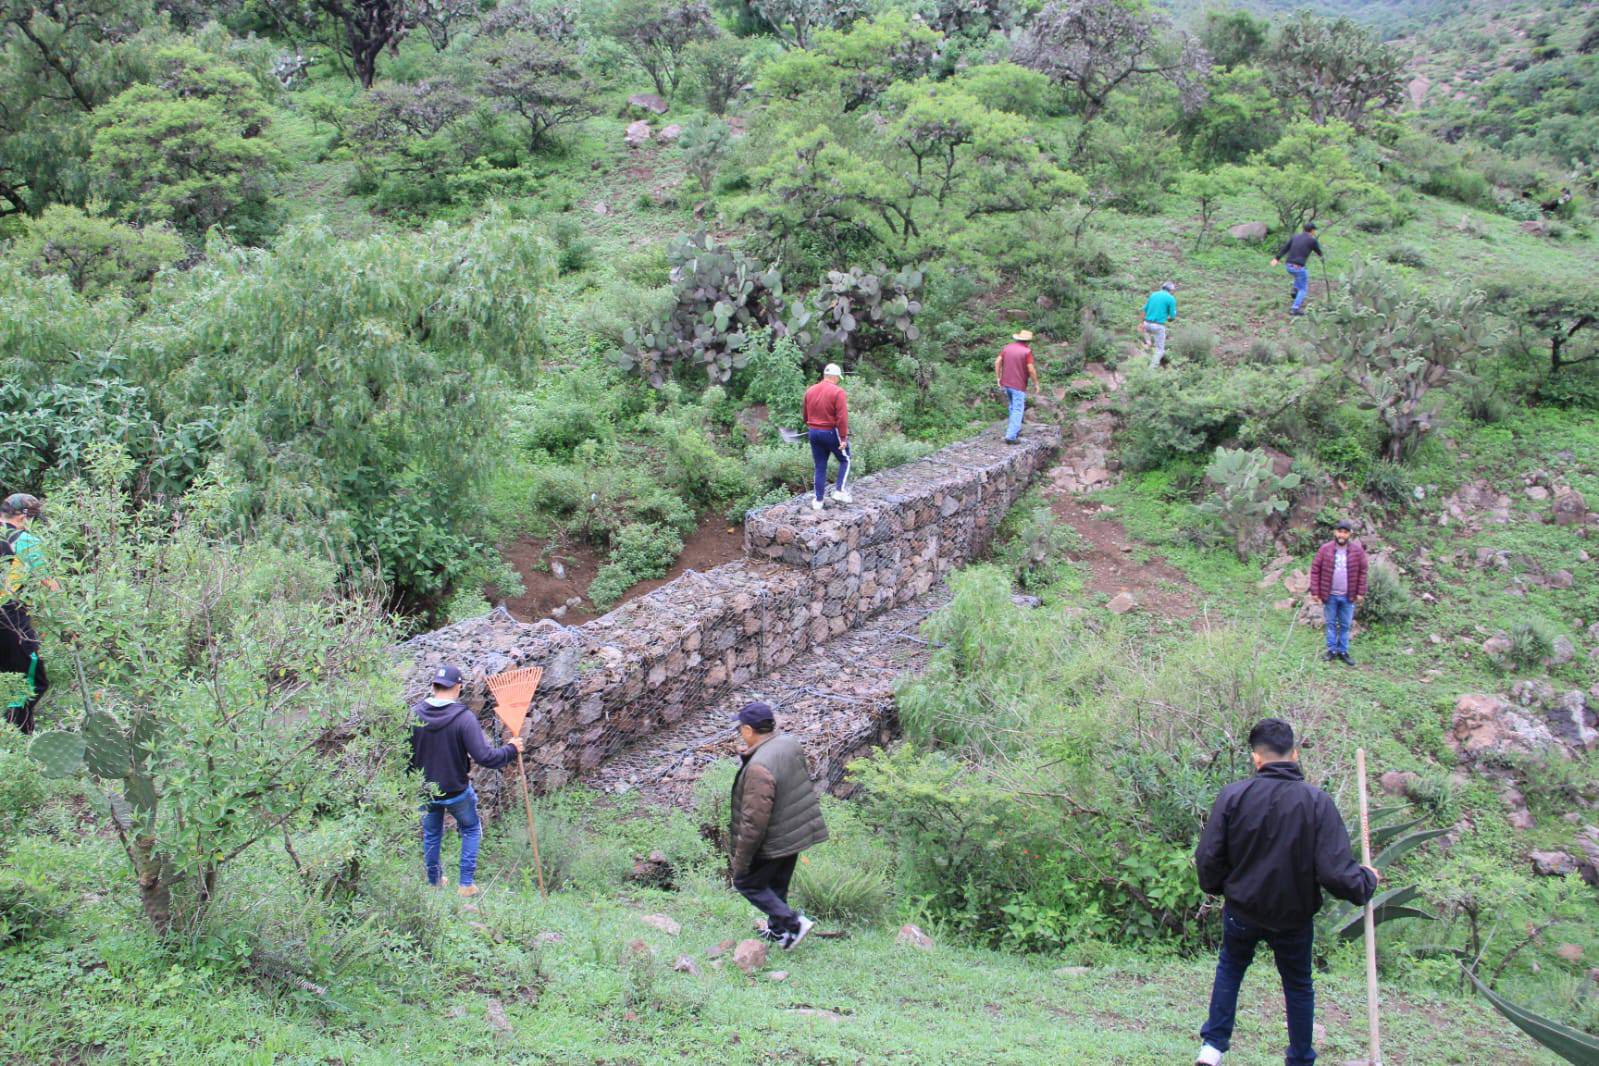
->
[[409, 664, 523, 897], [1192, 718, 1378, 1066], [1270, 223, 1324, 317]]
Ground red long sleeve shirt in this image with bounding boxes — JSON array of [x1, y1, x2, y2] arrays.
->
[[803, 380, 849, 440]]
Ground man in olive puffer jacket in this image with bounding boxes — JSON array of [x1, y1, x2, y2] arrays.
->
[[728, 702, 829, 949]]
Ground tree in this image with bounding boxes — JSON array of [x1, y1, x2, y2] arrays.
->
[[602, 0, 717, 101], [1201, 8, 1268, 72], [1308, 263, 1495, 462], [677, 112, 730, 192], [346, 77, 482, 187], [1502, 282, 1599, 376], [88, 45, 285, 240], [1174, 166, 1243, 249], [8, 203, 183, 297], [1183, 67, 1284, 166], [809, 11, 941, 112], [411, 0, 476, 49], [258, 0, 413, 88], [1014, 0, 1210, 125], [926, 0, 1019, 38], [750, 0, 866, 49], [1265, 13, 1404, 132], [689, 34, 750, 115], [477, 34, 597, 151], [1244, 118, 1378, 232], [478, 0, 579, 42], [25, 447, 400, 937]]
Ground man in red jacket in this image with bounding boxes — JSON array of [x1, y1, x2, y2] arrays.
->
[[802, 363, 851, 513], [1308, 519, 1367, 665]]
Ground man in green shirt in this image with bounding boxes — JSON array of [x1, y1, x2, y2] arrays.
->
[[1142, 282, 1178, 369], [2, 494, 57, 734]]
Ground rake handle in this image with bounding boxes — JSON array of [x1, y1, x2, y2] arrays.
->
[[516, 749, 547, 899], [1356, 748, 1382, 1065]]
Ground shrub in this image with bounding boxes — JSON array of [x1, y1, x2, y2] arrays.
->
[[1385, 243, 1429, 268], [0, 867, 66, 947], [1359, 559, 1413, 624], [8, 205, 184, 299], [550, 216, 594, 275], [1363, 460, 1414, 506], [999, 501, 1086, 591], [792, 853, 892, 925], [737, 330, 807, 419], [1119, 362, 1319, 470], [524, 381, 617, 456], [1461, 379, 1511, 423], [1506, 618, 1557, 669], [0, 736, 49, 842], [1170, 324, 1216, 364], [588, 522, 684, 609]]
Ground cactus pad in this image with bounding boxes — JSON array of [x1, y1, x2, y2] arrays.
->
[[28, 731, 85, 779], [83, 710, 131, 778]]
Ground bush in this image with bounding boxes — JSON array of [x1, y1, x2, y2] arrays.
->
[[736, 330, 806, 419], [1197, 447, 1301, 561], [0, 867, 66, 947], [524, 378, 618, 456], [999, 500, 1086, 591], [1169, 324, 1216, 364], [0, 736, 49, 842], [1363, 461, 1414, 506], [1385, 243, 1429, 268], [588, 521, 684, 609], [1119, 363, 1324, 471], [1506, 618, 1557, 669], [792, 852, 892, 925], [550, 216, 594, 275], [1359, 559, 1413, 624]]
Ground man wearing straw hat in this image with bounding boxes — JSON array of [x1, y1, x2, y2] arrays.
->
[[994, 330, 1039, 444], [409, 664, 524, 897], [1191, 718, 1379, 1066]]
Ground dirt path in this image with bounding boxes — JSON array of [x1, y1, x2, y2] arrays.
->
[[1036, 358, 1200, 621]]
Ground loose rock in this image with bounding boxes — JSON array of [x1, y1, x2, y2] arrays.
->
[[1451, 693, 1565, 761], [1106, 591, 1137, 615], [672, 955, 702, 976], [627, 92, 669, 115], [640, 914, 681, 936], [1379, 771, 1420, 798], [897, 924, 935, 950], [1531, 850, 1578, 876], [1228, 222, 1269, 241], [625, 119, 652, 147], [733, 938, 768, 974]]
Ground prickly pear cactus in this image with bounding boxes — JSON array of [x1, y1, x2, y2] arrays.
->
[[28, 730, 85, 779], [83, 710, 131, 778], [124, 771, 157, 817]]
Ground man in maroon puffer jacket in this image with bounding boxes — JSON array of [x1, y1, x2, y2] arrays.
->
[[1308, 519, 1367, 665]]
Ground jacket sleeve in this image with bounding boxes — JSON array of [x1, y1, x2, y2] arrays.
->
[[731, 763, 778, 877], [1315, 794, 1377, 906], [463, 714, 516, 770], [1312, 238, 1324, 259], [1352, 547, 1369, 599], [1308, 546, 1326, 599], [1194, 791, 1232, 895], [1274, 238, 1291, 259]]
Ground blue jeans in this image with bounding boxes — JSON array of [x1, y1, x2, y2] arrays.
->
[[1287, 264, 1309, 312], [421, 785, 482, 887], [1202, 907, 1317, 1065], [1003, 387, 1027, 440], [808, 428, 850, 502], [1323, 594, 1354, 655]]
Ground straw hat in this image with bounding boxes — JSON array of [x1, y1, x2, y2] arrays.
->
[[1012, 330, 1034, 342]]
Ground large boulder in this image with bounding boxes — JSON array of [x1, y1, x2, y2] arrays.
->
[[625, 120, 652, 148], [1548, 690, 1598, 751], [1552, 488, 1589, 527], [627, 92, 669, 115], [1531, 850, 1578, 877], [1521, 220, 1550, 237], [1450, 693, 1565, 761], [1228, 222, 1269, 242], [1407, 76, 1430, 107]]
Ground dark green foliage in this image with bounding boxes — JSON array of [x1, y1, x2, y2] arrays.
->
[[1264, 12, 1405, 132], [1385, 242, 1429, 268], [549, 216, 593, 275], [737, 330, 806, 419], [998, 501, 1085, 591], [688, 35, 750, 115], [1118, 362, 1327, 470], [1359, 558, 1414, 623], [1465, 966, 1599, 1065], [588, 521, 684, 609], [0, 868, 65, 947], [477, 34, 600, 151], [1201, 8, 1268, 71], [1506, 618, 1557, 669], [7, 205, 183, 298], [602, 0, 717, 100]]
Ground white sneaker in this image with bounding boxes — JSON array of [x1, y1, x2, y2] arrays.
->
[[1195, 1045, 1223, 1066], [832, 490, 853, 504], [783, 914, 814, 950], [810, 498, 824, 512]]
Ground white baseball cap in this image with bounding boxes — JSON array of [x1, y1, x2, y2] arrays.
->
[[823, 363, 843, 377]]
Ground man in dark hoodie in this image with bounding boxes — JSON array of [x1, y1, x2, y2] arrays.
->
[[409, 664, 523, 897], [1191, 718, 1379, 1066]]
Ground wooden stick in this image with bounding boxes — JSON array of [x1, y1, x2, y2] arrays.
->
[[516, 749, 547, 899], [1356, 748, 1382, 1065]]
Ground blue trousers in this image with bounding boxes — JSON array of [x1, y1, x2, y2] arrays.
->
[[1287, 264, 1309, 312], [1201, 908, 1317, 1065], [1003, 387, 1027, 440], [1323, 594, 1354, 655], [421, 784, 482, 887], [808, 428, 850, 502]]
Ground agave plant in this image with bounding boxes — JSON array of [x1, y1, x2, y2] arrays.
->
[[1462, 965, 1599, 1064], [1318, 804, 1447, 943]]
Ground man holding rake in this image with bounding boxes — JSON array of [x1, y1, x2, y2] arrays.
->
[[409, 664, 524, 897]]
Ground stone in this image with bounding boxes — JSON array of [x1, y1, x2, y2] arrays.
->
[[625, 938, 655, 959], [1284, 569, 1310, 595], [732, 938, 767, 974], [1011, 594, 1042, 609], [787, 1007, 845, 1022], [767, 970, 789, 982], [1557, 943, 1585, 963], [1521, 220, 1550, 237], [1451, 693, 1564, 761], [1548, 690, 1598, 751], [1407, 75, 1430, 106], [1553, 489, 1588, 527], [640, 914, 681, 936], [1530, 850, 1578, 876], [1228, 222, 1269, 241], [592, 201, 610, 216], [897, 923, 935, 950], [1482, 634, 1512, 660], [706, 938, 736, 959], [1503, 787, 1534, 831], [1526, 485, 1550, 501], [1106, 591, 1137, 615], [1548, 636, 1575, 666], [628, 850, 676, 889], [672, 955, 701, 976], [1547, 570, 1576, 589], [627, 92, 669, 115], [657, 123, 683, 143], [625, 120, 652, 147], [1379, 770, 1420, 797], [485, 998, 513, 1036]]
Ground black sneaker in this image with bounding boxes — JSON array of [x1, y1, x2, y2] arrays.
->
[[1338, 651, 1356, 666], [756, 926, 783, 944], [1323, 650, 1337, 661], [782, 915, 815, 951]]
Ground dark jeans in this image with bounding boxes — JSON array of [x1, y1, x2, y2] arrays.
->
[[1, 600, 47, 734], [808, 428, 850, 502], [734, 853, 800, 935], [1202, 907, 1317, 1065], [421, 784, 482, 887]]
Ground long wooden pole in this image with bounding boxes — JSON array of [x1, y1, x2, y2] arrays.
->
[[1356, 748, 1382, 1065], [516, 750, 547, 899]]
